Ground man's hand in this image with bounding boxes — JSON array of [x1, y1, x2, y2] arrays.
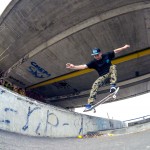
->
[[123, 44, 130, 49], [66, 63, 88, 70], [66, 63, 75, 69], [114, 44, 130, 53]]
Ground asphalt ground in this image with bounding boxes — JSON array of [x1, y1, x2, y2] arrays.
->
[[0, 127, 150, 150]]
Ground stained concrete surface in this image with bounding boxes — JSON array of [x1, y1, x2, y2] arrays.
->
[[0, 128, 150, 150]]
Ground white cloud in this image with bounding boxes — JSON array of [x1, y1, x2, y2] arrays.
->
[[0, 0, 12, 16], [75, 92, 150, 121]]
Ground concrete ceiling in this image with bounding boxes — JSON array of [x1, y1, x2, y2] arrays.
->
[[0, 0, 150, 108]]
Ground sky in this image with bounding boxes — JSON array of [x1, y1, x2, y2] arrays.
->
[[0, 0, 12, 15], [0, 0, 150, 122], [75, 92, 150, 122]]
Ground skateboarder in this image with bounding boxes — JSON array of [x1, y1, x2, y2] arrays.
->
[[66, 44, 130, 110]]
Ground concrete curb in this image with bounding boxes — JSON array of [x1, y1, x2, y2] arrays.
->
[[100, 122, 150, 136]]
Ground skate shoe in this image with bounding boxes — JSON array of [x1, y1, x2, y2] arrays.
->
[[85, 104, 92, 110]]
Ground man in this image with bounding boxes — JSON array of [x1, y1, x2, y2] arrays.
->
[[66, 44, 130, 110]]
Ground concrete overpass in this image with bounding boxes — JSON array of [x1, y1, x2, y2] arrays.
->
[[0, 0, 150, 108]]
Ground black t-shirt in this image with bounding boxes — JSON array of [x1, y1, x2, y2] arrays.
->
[[86, 51, 115, 76]]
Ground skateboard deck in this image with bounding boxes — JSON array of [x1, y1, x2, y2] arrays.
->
[[83, 87, 119, 112]]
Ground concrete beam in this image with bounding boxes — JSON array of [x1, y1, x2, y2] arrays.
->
[[4, 2, 150, 77], [47, 74, 150, 108], [28, 2, 150, 58], [28, 49, 150, 89]]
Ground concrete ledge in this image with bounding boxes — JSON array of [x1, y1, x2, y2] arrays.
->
[[0, 85, 124, 138]]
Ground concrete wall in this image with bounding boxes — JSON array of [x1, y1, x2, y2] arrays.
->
[[0, 85, 124, 137], [128, 118, 150, 126]]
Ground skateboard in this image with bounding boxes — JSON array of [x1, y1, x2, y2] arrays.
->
[[83, 87, 119, 113]]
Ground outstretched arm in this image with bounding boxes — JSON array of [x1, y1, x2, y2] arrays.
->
[[114, 44, 130, 54], [66, 63, 88, 70]]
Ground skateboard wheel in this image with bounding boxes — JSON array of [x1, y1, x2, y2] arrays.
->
[[113, 95, 116, 99], [93, 109, 96, 113]]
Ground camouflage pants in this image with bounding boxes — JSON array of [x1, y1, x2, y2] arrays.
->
[[88, 65, 117, 104]]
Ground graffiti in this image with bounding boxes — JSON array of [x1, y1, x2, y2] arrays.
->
[[53, 81, 71, 89], [0, 120, 10, 124], [0, 105, 119, 136], [0, 107, 18, 125], [63, 123, 69, 126], [0, 79, 46, 100], [22, 106, 41, 131], [4, 108, 17, 113], [28, 62, 51, 78], [74, 117, 93, 135], [36, 123, 41, 135], [0, 79, 25, 95], [79, 117, 83, 135], [53, 81, 80, 95], [0, 90, 5, 94], [109, 120, 114, 128], [45, 110, 59, 133]]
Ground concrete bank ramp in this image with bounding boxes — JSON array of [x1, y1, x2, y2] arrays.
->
[[0, 86, 124, 138], [0, 123, 150, 150]]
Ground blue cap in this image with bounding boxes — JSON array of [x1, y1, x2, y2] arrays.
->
[[91, 48, 101, 55]]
